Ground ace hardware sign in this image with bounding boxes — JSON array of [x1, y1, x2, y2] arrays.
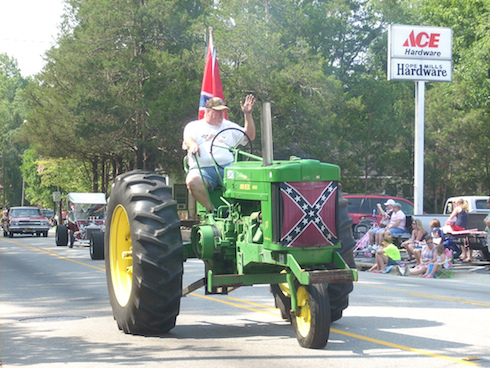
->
[[388, 24, 452, 82]]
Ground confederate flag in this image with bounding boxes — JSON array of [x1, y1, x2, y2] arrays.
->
[[198, 30, 227, 119], [280, 181, 338, 247]]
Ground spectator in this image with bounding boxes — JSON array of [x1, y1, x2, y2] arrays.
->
[[377, 199, 394, 228], [368, 199, 394, 245], [484, 198, 490, 272], [410, 235, 436, 275], [423, 243, 450, 278], [49, 216, 58, 227], [445, 198, 469, 231], [367, 232, 401, 273], [429, 219, 442, 239], [401, 218, 427, 262], [446, 198, 472, 261], [372, 203, 406, 246]]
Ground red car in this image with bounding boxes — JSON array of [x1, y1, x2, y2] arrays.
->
[[344, 194, 415, 228], [2, 206, 50, 238]]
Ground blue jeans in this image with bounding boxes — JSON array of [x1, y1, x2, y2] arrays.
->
[[187, 164, 229, 191], [388, 227, 406, 235]]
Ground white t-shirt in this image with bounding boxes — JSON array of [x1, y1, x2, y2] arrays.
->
[[183, 119, 246, 169], [389, 210, 406, 230]]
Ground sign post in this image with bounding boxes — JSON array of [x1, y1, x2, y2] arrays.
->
[[414, 81, 425, 215], [388, 24, 452, 214]]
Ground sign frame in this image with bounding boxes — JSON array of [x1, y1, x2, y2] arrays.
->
[[388, 24, 452, 82]]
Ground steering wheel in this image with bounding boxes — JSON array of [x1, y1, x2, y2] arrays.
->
[[210, 127, 253, 169]]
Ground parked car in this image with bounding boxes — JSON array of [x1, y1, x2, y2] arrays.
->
[[344, 194, 415, 228], [2, 206, 50, 238], [42, 208, 55, 220]]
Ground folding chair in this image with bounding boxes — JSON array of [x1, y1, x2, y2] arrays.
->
[[436, 248, 454, 278]]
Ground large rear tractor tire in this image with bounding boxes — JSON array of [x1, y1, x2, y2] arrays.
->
[[90, 232, 105, 260], [56, 225, 68, 246], [328, 191, 356, 322], [291, 284, 331, 349], [271, 283, 291, 321], [105, 170, 183, 335]]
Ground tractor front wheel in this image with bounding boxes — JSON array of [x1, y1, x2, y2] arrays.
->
[[105, 170, 183, 335], [291, 284, 331, 349], [328, 191, 356, 322]]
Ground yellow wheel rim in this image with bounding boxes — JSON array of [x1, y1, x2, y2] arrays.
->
[[110, 204, 133, 307], [295, 286, 311, 338], [278, 282, 291, 297]]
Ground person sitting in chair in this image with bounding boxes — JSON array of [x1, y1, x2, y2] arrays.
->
[[371, 202, 406, 246]]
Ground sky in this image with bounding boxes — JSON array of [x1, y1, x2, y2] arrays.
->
[[0, 0, 65, 77]]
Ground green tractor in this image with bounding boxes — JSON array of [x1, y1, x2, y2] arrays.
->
[[104, 108, 357, 349]]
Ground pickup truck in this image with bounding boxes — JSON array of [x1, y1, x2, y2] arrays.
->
[[2, 206, 50, 238]]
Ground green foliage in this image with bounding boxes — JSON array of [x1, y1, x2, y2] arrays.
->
[[0, 54, 29, 207], [4, 0, 488, 212], [22, 0, 207, 184], [20, 149, 91, 208]]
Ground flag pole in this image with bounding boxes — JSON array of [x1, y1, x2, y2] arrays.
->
[[198, 26, 226, 119], [208, 26, 213, 47]]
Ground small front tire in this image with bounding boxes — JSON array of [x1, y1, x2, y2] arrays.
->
[[291, 284, 331, 349]]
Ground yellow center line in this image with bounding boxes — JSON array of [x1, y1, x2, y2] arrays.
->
[[4, 238, 481, 365], [225, 295, 279, 311], [191, 293, 280, 317], [192, 292, 479, 366], [2, 238, 105, 271], [336, 329, 479, 366]]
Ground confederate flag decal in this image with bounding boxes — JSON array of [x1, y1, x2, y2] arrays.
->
[[280, 181, 338, 247]]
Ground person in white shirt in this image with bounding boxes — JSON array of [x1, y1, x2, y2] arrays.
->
[[183, 95, 256, 211], [373, 203, 406, 245]]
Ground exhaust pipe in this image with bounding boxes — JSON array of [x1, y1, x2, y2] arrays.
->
[[261, 102, 273, 166]]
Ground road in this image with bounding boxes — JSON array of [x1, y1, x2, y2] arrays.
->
[[1, 233, 490, 368]]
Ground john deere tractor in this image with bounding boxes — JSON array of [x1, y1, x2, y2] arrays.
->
[[104, 105, 357, 349]]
